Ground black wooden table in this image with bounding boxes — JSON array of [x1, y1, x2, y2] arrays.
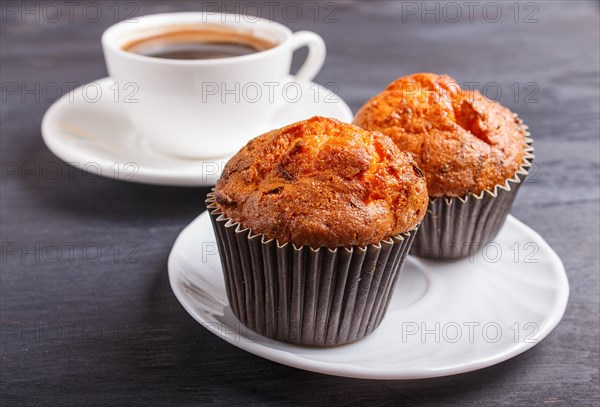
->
[[1, 1, 599, 405]]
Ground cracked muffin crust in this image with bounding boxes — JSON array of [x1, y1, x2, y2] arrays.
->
[[353, 73, 527, 197], [214, 116, 428, 248]]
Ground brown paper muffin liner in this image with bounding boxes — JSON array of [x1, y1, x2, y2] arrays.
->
[[206, 192, 417, 347], [411, 122, 534, 262]]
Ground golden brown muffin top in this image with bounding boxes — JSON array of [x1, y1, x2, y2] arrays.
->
[[214, 116, 429, 248], [354, 73, 527, 197]]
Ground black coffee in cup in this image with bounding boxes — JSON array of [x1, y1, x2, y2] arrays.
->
[[122, 27, 278, 60]]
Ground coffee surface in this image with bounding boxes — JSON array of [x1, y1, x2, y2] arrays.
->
[[122, 27, 277, 60]]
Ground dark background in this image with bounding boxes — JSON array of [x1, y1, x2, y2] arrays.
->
[[1, 1, 599, 405]]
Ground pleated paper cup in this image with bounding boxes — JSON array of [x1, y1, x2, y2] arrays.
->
[[206, 192, 418, 347], [411, 123, 534, 262]]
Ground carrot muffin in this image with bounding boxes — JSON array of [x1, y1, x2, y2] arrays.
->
[[354, 73, 533, 260], [215, 116, 428, 247], [207, 116, 428, 345]]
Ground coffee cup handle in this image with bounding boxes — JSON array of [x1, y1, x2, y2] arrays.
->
[[287, 31, 326, 83]]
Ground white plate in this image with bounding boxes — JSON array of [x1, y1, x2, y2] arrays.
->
[[168, 212, 569, 380], [41, 77, 353, 187]]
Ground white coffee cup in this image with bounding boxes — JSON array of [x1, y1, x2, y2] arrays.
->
[[102, 12, 326, 158]]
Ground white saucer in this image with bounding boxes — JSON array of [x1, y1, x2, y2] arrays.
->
[[41, 78, 353, 187], [168, 212, 569, 380]]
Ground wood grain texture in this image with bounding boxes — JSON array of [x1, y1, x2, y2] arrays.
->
[[1, 1, 598, 405]]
